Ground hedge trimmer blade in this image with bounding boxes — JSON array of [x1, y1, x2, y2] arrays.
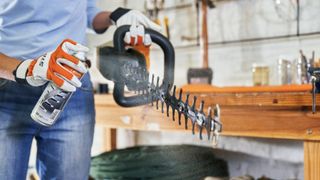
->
[[122, 64, 222, 141], [150, 77, 222, 141]]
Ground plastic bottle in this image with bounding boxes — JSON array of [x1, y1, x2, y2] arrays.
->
[[31, 52, 87, 126]]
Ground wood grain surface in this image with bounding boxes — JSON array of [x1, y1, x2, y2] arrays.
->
[[304, 141, 320, 180], [95, 94, 320, 140]]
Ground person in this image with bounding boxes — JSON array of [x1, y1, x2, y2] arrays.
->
[[0, 1, 160, 179]]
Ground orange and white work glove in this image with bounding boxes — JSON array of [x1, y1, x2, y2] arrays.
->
[[124, 25, 152, 69], [110, 7, 161, 69], [110, 7, 161, 32], [13, 39, 88, 92]]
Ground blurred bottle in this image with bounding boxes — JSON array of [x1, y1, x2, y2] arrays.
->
[[277, 59, 292, 85], [292, 50, 308, 84], [31, 52, 88, 126], [252, 64, 269, 86], [98, 84, 109, 94]]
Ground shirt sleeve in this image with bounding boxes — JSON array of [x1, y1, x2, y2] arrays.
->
[[87, 0, 102, 29]]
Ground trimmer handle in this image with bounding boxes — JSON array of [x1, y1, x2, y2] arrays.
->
[[113, 25, 175, 107]]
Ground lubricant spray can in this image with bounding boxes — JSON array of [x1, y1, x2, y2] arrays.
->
[[31, 52, 88, 126]]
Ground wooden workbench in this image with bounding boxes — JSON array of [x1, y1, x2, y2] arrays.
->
[[95, 84, 320, 180]]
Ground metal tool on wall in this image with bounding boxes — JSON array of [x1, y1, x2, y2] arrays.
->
[[309, 67, 320, 114], [145, 0, 164, 25], [99, 25, 222, 141], [145, 0, 170, 40], [187, 0, 213, 85], [305, 51, 317, 113]]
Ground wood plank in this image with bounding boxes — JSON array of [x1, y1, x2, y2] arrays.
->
[[179, 84, 316, 107], [190, 92, 316, 107], [181, 84, 312, 93], [304, 141, 320, 180], [221, 106, 320, 140], [95, 95, 320, 140], [104, 128, 117, 151], [95, 101, 187, 131], [96, 90, 317, 107]]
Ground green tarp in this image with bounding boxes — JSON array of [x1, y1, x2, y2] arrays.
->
[[90, 145, 229, 180]]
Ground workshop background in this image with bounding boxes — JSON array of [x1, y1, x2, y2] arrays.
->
[[27, 0, 320, 179]]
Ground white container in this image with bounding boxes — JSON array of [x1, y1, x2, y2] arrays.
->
[[31, 52, 87, 126]]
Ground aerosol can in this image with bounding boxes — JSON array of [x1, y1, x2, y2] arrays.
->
[[31, 52, 88, 126]]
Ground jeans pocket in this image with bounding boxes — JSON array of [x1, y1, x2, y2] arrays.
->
[[0, 78, 8, 90], [79, 73, 93, 92]]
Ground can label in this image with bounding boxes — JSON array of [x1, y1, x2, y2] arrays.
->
[[31, 83, 73, 126], [30, 51, 87, 126]]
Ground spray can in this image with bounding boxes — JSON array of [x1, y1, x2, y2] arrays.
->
[[30, 52, 88, 126]]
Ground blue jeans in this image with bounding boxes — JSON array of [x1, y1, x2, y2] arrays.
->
[[0, 74, 95, 180]]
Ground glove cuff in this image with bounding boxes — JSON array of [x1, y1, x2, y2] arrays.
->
[[13, 59, 33, 84], [110, 7, 130, 24]]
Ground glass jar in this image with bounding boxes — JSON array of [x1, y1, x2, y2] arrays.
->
[[252, 64, 269, 86]]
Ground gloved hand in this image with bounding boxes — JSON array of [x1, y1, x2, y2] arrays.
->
[[124, 25, 152, 69], [110, 7, 161, 32], [13, 39, 89, 92], [124, 25, 152, 46]]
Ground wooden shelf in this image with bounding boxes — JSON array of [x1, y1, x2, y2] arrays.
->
[[95, 95, 186, 132], [181, 84, 315, 106], [95, 89, 320, 141]]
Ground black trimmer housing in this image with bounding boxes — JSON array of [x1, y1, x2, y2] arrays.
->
[[99, 25, 175, 107]]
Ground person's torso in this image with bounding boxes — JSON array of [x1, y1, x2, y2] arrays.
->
[[0, 0, 87, 60]]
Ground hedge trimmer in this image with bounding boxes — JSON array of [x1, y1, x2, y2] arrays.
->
[[99, 25, 222, 141]]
